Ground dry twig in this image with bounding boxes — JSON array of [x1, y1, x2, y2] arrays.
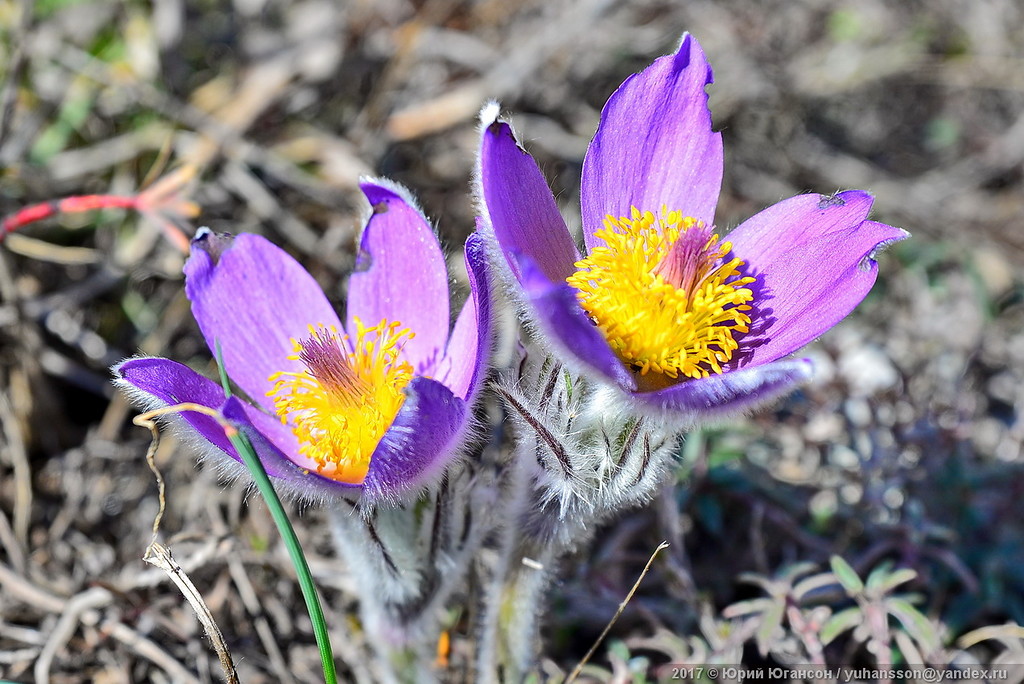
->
[[134, 405, 240, 684]]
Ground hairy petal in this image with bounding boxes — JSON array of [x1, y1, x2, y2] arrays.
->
[[184, 232, 343, 411], [347, 180, 450, 375], [113, 357, 303, 478], [632, 358, 815, 417], [478, 113, 579, 283], [729, 192, 908, 366], [581, 33, 724, 251], [516, 253, 637, 391], [437, 231, 493, 402], [361, 377, 468, 507], [115, 357, 466, 503]]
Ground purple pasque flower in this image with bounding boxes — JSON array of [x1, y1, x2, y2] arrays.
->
[[115, 179, 492, 506], [476, 33, 907, 418]]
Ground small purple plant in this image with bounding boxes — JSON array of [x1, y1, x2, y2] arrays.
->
[[476, 33, 907, 421], [114, 179, 491, 507]]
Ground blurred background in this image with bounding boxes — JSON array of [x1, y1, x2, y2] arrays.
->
[[1, 0, 1023, 681]]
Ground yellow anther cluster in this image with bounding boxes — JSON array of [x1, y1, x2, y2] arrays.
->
[[267, 319, 414, 484], [566, 207, 755, 385]]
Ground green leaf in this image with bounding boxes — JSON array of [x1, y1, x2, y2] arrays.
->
[[737, 572, 776, 593], [820, 606, 863, 645], [30, 87, 97, 163], [707, 444, 743, 468], [34, 0, 88, 18], [216, 341, 232, 397], [723, 597, 774, 619], [887, 597, 941, 654], [865, 560, 895, 591], [608, 638, 631, 661], [755, 601, 785, 656], [793, 571, 841, 601], [830, 556, 864, 595], [778, 561, 819, 585], [874, 568, 918, 594], [828, 8, 863, 42]]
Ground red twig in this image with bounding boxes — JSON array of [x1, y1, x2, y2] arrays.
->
[[1, 167, 198, 254], [2, 195, 138, 237]]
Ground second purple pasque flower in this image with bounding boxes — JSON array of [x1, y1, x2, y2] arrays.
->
[[477, 33, 907, 417], [115, 180, 491, 506]]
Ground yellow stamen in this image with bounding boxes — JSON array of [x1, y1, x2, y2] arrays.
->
[[566, 207, 755, 384], [266, 318, 414, 484]]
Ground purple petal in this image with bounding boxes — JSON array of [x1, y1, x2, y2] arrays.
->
[[347, 180, 450, 375], [115, 357, 467, 503], [727, 190, 874, 264], [184, 232, 343, 410], [729, 192, 908, 366], [516, 253, 637, 391], [632, 359, 814, 416], [112, 356, 302, 479], [478, 113, 579, 283], [437, 231, 493, 402], [361, 376, 468, 506], [580, 33, 724, 252]]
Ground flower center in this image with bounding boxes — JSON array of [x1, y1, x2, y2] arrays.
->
[[566, 207, 755, 385], [267, 318, 414, 484]]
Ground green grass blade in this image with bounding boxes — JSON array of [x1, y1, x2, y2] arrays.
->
[[215, 340, 337, 683], [216, 340, 232, 398], [227, 430, 338, 684]]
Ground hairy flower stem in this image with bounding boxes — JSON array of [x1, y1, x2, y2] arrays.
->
[[329, 504, 438, 683], [328, 464, 495, 683], [479, 347, 686, 677], [497, 538, 561, 679], [483, 502, 593, 680], [473, 443, 535, 683]]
